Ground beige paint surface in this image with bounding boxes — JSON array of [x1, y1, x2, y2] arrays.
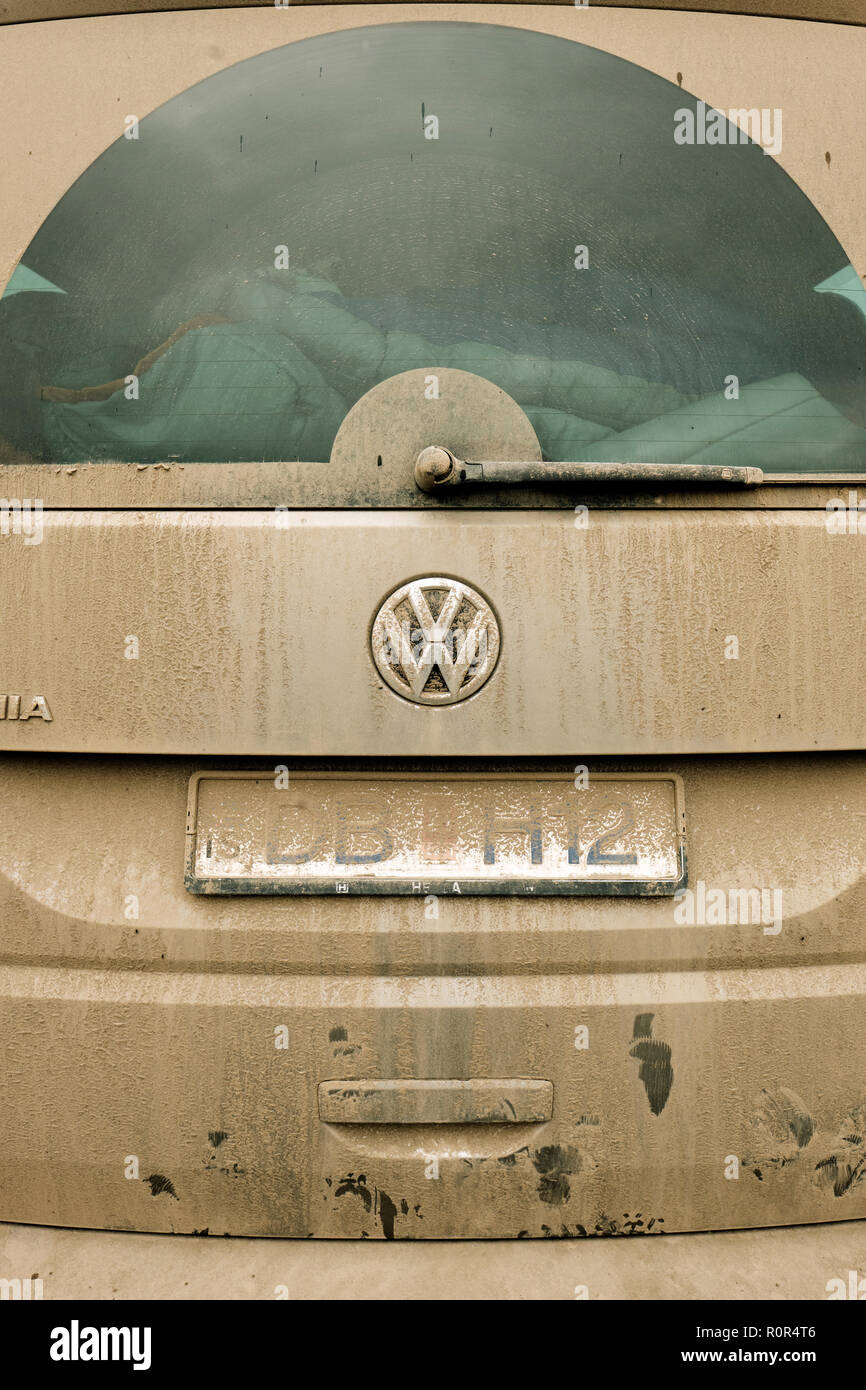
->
[[1, 1215, 865, 1298], [2, 1, 865, 28], [0, 509, 863, 755]]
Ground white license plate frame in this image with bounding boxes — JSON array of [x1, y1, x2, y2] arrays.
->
[[184, 770, 687, 897]]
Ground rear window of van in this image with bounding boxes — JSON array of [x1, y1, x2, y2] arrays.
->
[[1, 23, 864, 473]]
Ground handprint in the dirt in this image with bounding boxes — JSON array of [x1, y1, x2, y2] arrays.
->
[[629, 1013, 674, 1115]]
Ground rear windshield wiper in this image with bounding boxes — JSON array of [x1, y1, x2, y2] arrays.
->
[[414, 446, 763, 491]]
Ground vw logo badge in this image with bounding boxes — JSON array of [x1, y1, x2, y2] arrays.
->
[[371, 577, 501, 706]]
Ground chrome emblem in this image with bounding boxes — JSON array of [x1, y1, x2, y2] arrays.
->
[[371, 577, 500, 706]]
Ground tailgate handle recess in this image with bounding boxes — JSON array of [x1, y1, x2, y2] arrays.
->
[[318, 1079, 553, 1125]]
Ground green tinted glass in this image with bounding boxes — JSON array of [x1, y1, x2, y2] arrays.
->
[[1, 22, 864, 472]]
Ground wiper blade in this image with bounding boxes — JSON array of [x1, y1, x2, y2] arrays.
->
[[414, 446, 764, 491]]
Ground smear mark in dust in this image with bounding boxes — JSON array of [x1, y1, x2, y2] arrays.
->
[[814, 1151, 866, 1197], [334, 1173, 373, 1213], [629, 1013, 674, 1114], [813, 1098, 866, 1197], [208, 1130, 229, 1148], [143, 1174, 179, 1200], [540, 1212, 666, 1238], [744, 1088, 866, 1197], [755, 1087, 813, 1150], [531, 1145, 584, 1206], [333, 1173, 400, 1238], [378, 1191, 397, 1241], [328, 1026, 348, 1042]]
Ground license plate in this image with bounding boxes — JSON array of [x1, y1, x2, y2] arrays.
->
[[185, 771, 686, 896]]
